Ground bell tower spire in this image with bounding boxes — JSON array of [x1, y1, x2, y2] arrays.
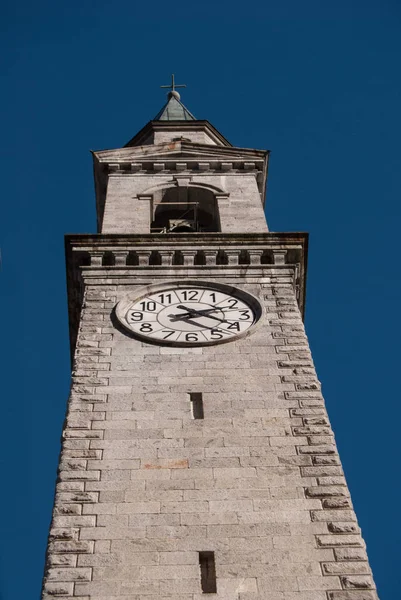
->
[[153, 74, 195, 121], [92, 83, 269, 236]]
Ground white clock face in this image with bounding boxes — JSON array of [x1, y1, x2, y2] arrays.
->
[[116, 283, 261, 346]]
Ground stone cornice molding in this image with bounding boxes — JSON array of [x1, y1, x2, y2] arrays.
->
[[103, 159, 265, 174], [65, 232, 308, 362], [123, 120, 234, 148]]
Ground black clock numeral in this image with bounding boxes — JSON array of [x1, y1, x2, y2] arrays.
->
[[139, 300, 157, 311], [162, 330, 175, 339], [158, 293, 173, 305], [185, 332, 199, 342], [210, 329, 223, 340], [238, 310, 251, 320], [208, 292, 216, 302], [129, 311, 144, 322], [226, 298, 238, 308], [139, 323, 153, 332], [182, 290, 199, 301], [226, 321, 240, 331]]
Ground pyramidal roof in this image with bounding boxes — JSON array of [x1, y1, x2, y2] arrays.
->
[[154, 91, 196, 121]]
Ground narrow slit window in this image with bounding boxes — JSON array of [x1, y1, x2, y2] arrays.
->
[[190, 393, 204, 420], [199, 551, 217, 594]]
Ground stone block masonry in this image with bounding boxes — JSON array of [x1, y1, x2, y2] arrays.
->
[[41, 255, 379, 599]]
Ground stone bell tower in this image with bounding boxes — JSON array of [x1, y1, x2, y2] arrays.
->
[[42, 79, 379, 600]]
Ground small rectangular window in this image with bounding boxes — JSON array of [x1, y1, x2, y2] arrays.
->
[[199, 551, 217, 593], [190, 393, 204, 420]]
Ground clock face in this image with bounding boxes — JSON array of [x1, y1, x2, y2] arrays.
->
[[115, 283, 261, 346]]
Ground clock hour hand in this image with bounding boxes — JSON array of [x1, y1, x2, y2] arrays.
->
[[172, 316, 205, 328], [167, 307, 205, 324], [176, 305, 227, 320], [168, 307, 228, 324]]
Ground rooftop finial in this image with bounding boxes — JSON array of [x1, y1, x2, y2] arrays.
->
[[160, 74, 186, 100]]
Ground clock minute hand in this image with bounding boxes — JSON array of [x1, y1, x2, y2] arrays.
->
[[190, 312, 227, 324], [176, 305, 219, 314]]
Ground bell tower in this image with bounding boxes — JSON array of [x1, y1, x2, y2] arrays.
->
[[42, 82, 379, 600]]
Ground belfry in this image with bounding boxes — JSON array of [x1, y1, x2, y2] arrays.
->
[[42, 80, 378, 599]]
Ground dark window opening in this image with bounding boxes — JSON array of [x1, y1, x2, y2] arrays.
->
[[76, 252, 91, 267], [199, 551, 217, 594], [190, 393, 204, 420], [149, 250, 161, 266], [194, 250, 206, 266], [102, 251, 115, 266], [151, 187, 220, 233], [261, 249, 274, 265], [173, 250, 184, 265], [216, 250, 227, 265], [126, 251, 139, 266]]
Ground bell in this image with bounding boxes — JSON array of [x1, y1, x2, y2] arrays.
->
[[168, 219, 195, 233]]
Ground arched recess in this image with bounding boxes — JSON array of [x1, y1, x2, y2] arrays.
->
[[140, 181, 227, 233]]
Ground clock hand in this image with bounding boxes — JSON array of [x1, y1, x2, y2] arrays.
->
[[168, 304, 227, 326], [169, 307, 228, 324], [175, 316, 206, 328], [190, 309, 225, 317], [197, 313, 227, 324], [177, 304, 242, 313], [176, 305, 219, 314], [175, 305, 228, 319], [177, 305, 243, 316], [164, 312, 214, 328], [167, 307, 207, 324]]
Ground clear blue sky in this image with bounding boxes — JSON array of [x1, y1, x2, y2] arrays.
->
[[1, 1, 400, 598]]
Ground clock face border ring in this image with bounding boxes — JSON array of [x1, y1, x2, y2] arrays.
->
[[115, 280, 265, 347]]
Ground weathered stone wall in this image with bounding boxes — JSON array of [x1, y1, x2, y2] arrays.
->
[[42, 266, 378, 600], [101, 174, 267, 235]]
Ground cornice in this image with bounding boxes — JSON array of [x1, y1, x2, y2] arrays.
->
[[124, 120, 233, 148], [65, 232, 308, 364], [93, 141, 268, 162], [92, 143, 268, 176], [66, 231, 306, 246]]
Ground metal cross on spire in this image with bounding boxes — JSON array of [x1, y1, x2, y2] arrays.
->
[[160, 74, 186, 97]]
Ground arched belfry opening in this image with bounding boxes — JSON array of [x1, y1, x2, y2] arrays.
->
[[151, 186, 221, 233]]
